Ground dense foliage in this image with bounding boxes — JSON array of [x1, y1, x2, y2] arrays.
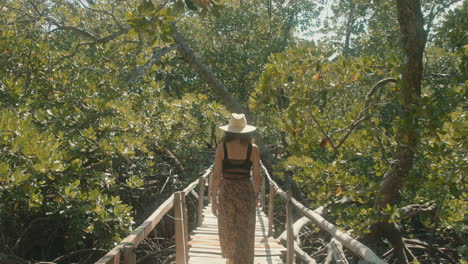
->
[[0, 0, 227, 260], [0, 0, 465, 263]]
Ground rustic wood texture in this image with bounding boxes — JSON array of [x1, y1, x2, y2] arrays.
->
[[175, 192, 188, 264], [267, 187, 275, 237], [96, 168, 212, 264], [187, 204, 286, 263], [197, 177, 205, 227], [286, 191, 294, 264]]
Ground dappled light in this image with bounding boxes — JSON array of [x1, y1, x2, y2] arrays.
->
[[0, 0, 465, 263]]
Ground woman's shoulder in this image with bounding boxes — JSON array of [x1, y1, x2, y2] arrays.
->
[[251, 143, 259, 152], [216, 143, 224, 151]]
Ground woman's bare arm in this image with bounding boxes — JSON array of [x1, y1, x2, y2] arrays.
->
[[252, 144, 261, 194], [211, 144, 223, 205]]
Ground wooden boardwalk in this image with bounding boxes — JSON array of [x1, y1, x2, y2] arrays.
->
[[188, 204, 286, 264]]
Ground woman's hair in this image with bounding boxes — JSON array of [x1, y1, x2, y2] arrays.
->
[[222, 132, 253, 144]]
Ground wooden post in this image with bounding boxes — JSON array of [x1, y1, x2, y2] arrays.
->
[[261, 171, 266, 211], [207, 170, 213, 203], [267, 186, 275, 237], [197, 177, 205, 227], [182, 192, 189, 251], [123, 243, 136, 264], [286, 191, 294, 264], [174, 192, 188, 264]]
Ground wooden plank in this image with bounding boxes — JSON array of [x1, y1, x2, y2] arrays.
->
[[189, 248, 283, 256], [189, 241, 285, 248], [189, 234, 281, 243], [187, 204, 286, 264], [189, 253, 284, 263], [189, 244, 285, 252]]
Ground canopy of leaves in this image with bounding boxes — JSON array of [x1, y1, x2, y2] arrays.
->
[[0, 0, 466, 262]]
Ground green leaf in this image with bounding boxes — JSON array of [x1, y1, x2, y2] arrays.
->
[[33, 162, 47, 173], [12, 169, 30, 184], [72, 180, 80, 188], [185, 0, 198, 11], [138, 1, 155, 16], [89, 189, 99, 200], [126, 176, 144, 189], [0, 162, 10, 182]]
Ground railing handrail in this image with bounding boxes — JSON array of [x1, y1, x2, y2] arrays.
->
[[95, 167, 213, 264], [96, 161, 385, 264], [260, 162, 386, 264]]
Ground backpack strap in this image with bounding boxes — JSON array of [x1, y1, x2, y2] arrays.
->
[[246, 144, 252, 161], [223, 142, 228, 160]]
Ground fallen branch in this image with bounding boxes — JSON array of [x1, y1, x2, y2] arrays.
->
[[136, 247, 175, 263], [277, 214, 322, 264], [324, 245, 333, 264], [267, 173, 386, 263], [399, 202, 436, 218], [330, 238, 350, 264], [404, 238, 457, 264]]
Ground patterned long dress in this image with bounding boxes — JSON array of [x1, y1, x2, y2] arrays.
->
[[218, 143, 256, 263]]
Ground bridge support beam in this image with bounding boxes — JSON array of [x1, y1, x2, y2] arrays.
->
[[267, 186, 275, 237], [286, 191, 295, 264], [207, 170, 213, 203], [174, 191, 188, 264], [123, 243, 136, 264], [261, 171, 266, 210], [197, 177, 205, 227]]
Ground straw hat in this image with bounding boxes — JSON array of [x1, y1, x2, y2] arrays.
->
[[219, 113, 256, 133]]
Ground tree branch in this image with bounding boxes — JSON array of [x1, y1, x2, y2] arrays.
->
[[125, 44, 179, 85], [170, 23, 249, 115], [328, 78, 398, 151], [399, 202, 436, 218], [368, 119, 389, 162], [404, 238, 457, 264], [335, 115, 369, 150], [45, 15, 131, 67], [76, 0, 122, 28], [307, 105, 337, 151]]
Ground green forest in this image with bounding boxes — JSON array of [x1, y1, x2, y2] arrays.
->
[[0, 0, 466, 263]]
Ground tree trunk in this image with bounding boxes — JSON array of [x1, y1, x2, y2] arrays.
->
[[374, 0, 427, 263], [170, 24, 248, 116], [169, 23, 280, 171]]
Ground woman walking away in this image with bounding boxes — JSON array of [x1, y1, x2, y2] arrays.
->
[[211, 113, 261, 264]]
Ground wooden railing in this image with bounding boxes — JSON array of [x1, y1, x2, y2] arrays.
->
[[259, 162, 386, 264], [95, 167, 213, 264], [96, 162, 386, 264]]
